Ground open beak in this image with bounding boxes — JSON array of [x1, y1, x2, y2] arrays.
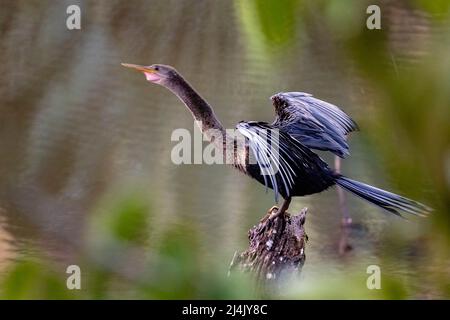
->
[[121, 63, 156, 74], [121, 63, 161, 82]]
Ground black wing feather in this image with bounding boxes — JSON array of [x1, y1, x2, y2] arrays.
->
[[271, 92, 358, 158], [237, 121, 335, 201]]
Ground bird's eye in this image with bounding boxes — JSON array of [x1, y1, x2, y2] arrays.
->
[[154, 66, 159, 71]]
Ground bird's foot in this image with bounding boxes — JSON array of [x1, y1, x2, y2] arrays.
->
[[269, 198, 291, 220], [268, 206, 279, 215], [269, 207, 286, 220]]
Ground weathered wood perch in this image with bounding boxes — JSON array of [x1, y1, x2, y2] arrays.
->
[[229, 206, 308, 288]]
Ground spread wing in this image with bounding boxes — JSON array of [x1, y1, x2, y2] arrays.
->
[[271, 92, 358, 158], [236, 121, 334, 202]]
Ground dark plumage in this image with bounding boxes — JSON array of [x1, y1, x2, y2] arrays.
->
[[271, 92, 358, 158], [239, 121, 336, 200], [122, 63, 432, 218]]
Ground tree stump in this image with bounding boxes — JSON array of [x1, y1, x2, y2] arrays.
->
[[229, 206, 308, 290]]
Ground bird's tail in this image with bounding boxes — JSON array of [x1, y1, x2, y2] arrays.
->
[[335, 176, 432, 217]]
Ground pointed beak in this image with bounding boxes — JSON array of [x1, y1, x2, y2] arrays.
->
[[121, 63, 156, 74]]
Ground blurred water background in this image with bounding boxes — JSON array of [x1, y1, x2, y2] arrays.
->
[[0, 0, 449, 298]]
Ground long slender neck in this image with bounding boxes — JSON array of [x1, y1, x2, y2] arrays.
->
[[165, 75, 224, 134], [164, 74, 247, 168]]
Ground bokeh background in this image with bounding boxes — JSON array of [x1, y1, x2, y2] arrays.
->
[[0, 0, 449, 299]]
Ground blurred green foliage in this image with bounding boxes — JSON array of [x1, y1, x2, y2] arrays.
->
[[0, 192, 256, 299], [1, 261, 73, 300], [236, 0, 449, 233], [95, 192, 150, 245], [414, 0, 450, 16], [1, 0, 449, 299], [239, 0, 450, 299], [236, 0, 300, 51]]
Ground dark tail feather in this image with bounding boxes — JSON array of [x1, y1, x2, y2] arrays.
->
[[335, 176, 432, 217]]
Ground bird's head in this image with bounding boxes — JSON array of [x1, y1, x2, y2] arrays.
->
[[121, 63, 179, 86]]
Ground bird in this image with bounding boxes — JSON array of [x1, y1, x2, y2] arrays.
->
[[121, 63, 432, 218]]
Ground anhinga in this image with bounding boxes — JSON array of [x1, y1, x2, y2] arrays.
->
[[121, 63, 431, 218]]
